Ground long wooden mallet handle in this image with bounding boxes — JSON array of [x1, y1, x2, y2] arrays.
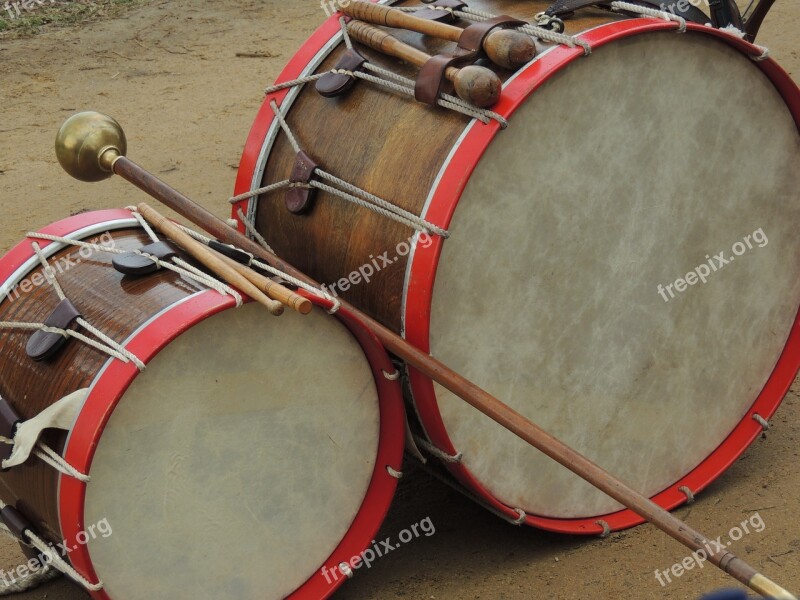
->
[[136, 203, 285, 316], [347, 20, 500, 108], [55, 112, 796, 600], [212, 249, 313, 315], [340, 1, 536, 70]]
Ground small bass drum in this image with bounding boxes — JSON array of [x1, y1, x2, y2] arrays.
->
[[0, 210, 404, 599], [233, 1, 800, 534]]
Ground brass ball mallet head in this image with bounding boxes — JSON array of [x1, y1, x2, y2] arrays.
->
[[56, 111, 126, 182]]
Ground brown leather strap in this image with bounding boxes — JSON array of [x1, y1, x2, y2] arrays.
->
[[26, 298, 82, 362], [414, 53, 465, 106], [457, 15, 526, 55], [315, 48, 367, 98], [416, 15, 524, 105], [285, 150, 319, 215]]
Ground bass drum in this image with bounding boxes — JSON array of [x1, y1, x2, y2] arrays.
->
[[233, 1, 800, 534], [0, 209, 404, 599]]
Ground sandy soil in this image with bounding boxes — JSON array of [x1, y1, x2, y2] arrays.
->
[[0, 1, 798, 598]]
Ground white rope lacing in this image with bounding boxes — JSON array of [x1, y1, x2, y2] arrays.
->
[[0, 562, 60, 595], [229, 180, 291, 207], [232, 100, 449, 238], [0, 501, 102, 593], [395, 4, 591, 55], [9, 244, 145, 371], [173, 221, 342, 314], [596, 519, 612, 538], [34, 443, 90, 483], [261, 17, 507, 127], [609, 1, 767, 59], [0, 436, 90, 484], [610, 1, 687, 32], [125, 208, 245, 306], [413, 434, 463, 464], [750, 44, 770, 61], [0, 321, 139, 368], [234, 207, 276, 254], [339, 16, 509, 126], [28, 228, 242, 309]]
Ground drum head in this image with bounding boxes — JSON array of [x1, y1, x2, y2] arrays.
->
[[426, 31, 800, 519], [81, 302, 382, 598]]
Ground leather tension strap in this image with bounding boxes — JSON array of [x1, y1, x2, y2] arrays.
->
[[315, 48, 367, 98], [285, 151, 320, 215], [415, 15, 524, 106], [415, 53, 473, 105], [458, 15, 526, 55]]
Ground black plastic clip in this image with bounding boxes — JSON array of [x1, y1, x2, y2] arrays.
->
[[208, 241, 253, 266], [0, 505, 32, 544]]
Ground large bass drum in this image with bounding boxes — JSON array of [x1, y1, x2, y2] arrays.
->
[[0, 209, 404, 599], [233, 1, 800, 534]]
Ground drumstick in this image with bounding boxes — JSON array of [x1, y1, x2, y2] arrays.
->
[[136, 203, 285, 316], [340, 1, 536, 70], [347, 20, 501, 108], [212, 249, 313, 315], [56, 112, 797, 600]]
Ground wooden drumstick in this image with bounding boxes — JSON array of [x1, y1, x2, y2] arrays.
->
[[211, 249, 313, 315], [340, 1, 536, 70], [136, 203, 285, 316], [347, 20, 501, 108]]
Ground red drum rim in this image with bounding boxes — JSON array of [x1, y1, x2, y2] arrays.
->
[[0, 209, 405, 599], [233, 16, 800, 535]]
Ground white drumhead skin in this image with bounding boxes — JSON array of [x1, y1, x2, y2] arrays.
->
[[83, 303, 380, 599], [429, 32, 800, 519]]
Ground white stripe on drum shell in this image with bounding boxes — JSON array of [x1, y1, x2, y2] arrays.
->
[[0, 219, 138, 299]]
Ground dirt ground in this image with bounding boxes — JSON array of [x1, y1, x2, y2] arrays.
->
[[0, 1, 799, 598]]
